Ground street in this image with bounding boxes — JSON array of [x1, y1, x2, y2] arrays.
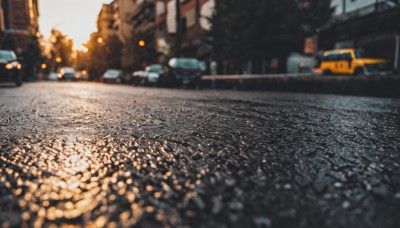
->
[[1, 82, 400, 227]]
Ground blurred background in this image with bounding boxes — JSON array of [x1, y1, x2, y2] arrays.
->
[[0, 0, 399, 83]]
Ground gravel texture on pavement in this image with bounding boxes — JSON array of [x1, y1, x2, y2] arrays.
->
[[0, 82, 400, 228]]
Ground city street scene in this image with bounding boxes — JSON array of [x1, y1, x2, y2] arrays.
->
[[0, 0, 400, 227]]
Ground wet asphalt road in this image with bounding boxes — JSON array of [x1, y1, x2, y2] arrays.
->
[[0, 82, 400, 228]]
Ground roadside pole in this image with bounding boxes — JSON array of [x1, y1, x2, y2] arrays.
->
[[395, 35, 399, 72]]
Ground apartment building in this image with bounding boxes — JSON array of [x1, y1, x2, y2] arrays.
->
[[0, 0, 40, 81], [0, 0, 40, 50], [97, 3, 117, 40], [157, 0, 214, 60]]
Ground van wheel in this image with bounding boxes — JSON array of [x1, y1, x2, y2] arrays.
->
[[354, 68, 365, 76], [323, 70, 333, 76]]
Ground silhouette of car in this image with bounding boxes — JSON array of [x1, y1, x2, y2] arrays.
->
[[160, 58, 203, 88], [102, 69, 123, 83], [58, 67, 76, 81], [0, 50, 23, 86]]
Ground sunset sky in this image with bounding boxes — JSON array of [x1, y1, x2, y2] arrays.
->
[[39, 0, 113, 50]]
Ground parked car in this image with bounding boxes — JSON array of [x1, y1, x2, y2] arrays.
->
[[198, 61, 207, 74], [0, 50, 23, 86], [142, 64, 168, 86], [132, 70, 145, 85], [75, 70, 89, 81], [102, 69, 123, 83], [161, 58, 203, 88], [47, 72, 58, 81], [320, 49, 392, 76], [58, 67, 76, 81]]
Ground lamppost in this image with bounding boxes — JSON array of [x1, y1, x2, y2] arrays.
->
[[55, 57, 62, 72]]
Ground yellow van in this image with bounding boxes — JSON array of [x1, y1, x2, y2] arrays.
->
[[320, 49, 391, 76]]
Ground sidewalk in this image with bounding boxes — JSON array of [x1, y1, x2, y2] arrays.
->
[[202, 74, 400, 98]]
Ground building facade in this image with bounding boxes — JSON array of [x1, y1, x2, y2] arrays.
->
[[0, 0, 39, 50], [98, 0, 215, 70], [97, 3, 117, 40], [0, 0, 40, 81], [114, 0, 137, 43], [157, 0, 214, 62]]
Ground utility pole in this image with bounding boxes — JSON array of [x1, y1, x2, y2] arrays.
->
[[175, 0, 181, 57]]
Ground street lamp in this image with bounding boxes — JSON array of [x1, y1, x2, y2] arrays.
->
[[139, 40, 146, 47], [56, 57, 62, 63], [97, 37, 103, 44], [41, 63, 47, 69]]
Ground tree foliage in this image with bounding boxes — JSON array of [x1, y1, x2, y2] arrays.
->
[[209, 0, 333, 73], [85, 33, 122, 81], [49, 28, 74, 67]]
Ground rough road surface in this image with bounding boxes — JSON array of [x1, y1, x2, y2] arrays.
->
[[0, 82, 400, 228]]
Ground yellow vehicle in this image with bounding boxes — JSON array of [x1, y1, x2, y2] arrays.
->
[[320, 49, 392, 76]]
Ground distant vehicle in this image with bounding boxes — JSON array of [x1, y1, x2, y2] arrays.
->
[[143, 64, 168, 86], [198, 61, 207, 74], [58, 67, 76, 81], [102, 69, 123, 83], [47, 72, 58, 81], [163, 58, 203, 88], [132, 70, 145, 85], [75, 70, 89, 81], [0, 50, 23, 86], [320, 49, 392, 76]]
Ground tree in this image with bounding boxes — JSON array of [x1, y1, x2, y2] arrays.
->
[[300, 0, 334, 36], [49, 28, 74, 70], [208, 0, 333, 74], [85, 33, 122, 81]]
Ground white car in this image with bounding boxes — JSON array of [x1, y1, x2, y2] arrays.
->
[[142, 64, 168, 85], [47, 72, 58, 81], [132, 70, 145, 85], [102, 69, 123, 83]]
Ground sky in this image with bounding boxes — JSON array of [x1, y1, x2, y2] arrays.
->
[[39, 0, 113, 50]]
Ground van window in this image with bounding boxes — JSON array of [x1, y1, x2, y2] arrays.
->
[[323, 53, 339, 62], [354, 50, 367, 59], [339, 52, 352, 61]]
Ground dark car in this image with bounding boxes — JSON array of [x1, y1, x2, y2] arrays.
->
[[58, 67, 76, 81], [162, 58, 202, 88], [0, 50, 23, 86], [143, 64, 168, 86], [102, 69, 123, 83]]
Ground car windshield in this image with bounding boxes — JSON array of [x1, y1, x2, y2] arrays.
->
[[106, 70, 120, 76], [149, 65, 163, 72], [60, 68, 74, 74], [354, 50, 368, 59], [170, 59, 199, 69], [0, 51, 17, 61], [198, 61, 207, 71]]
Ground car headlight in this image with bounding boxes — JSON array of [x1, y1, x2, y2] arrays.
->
[[5, 63, 13, 70], [17, 63, 21, 69]]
